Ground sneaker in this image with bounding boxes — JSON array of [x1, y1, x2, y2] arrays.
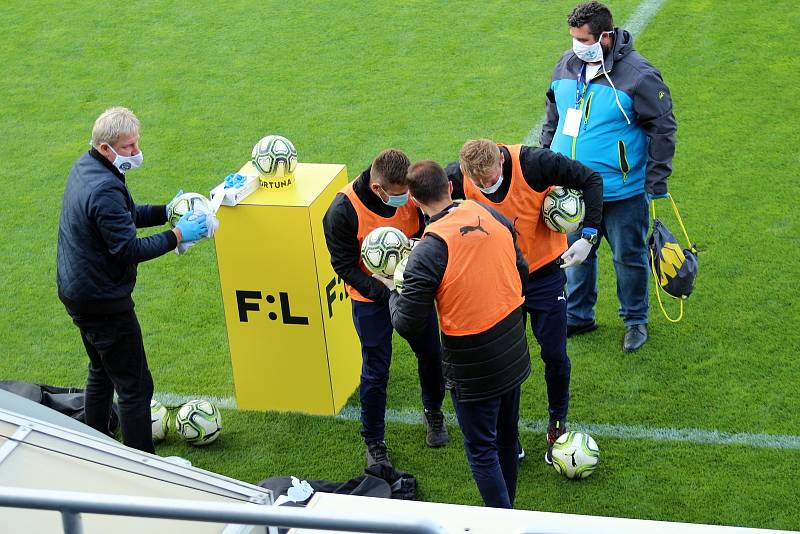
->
[[544, 420, 567, 465], [517, 439, 526, 461], [423, 410, 449, 448], [366, 440, 392, 467]]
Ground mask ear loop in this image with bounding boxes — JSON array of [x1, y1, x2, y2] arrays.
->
[[598, 32, 632, 125]]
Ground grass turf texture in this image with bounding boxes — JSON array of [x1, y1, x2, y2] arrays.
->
[[1, 0, 798, 529]]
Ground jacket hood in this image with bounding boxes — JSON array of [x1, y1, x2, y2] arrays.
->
[[606, 28, 634, 70]]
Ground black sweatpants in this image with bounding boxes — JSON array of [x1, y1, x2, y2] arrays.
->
[[70, 309, 154, 453]]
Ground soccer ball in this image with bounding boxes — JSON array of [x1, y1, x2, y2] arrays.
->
[[361, 227, 411, 277], [542, 187, 585, 233], [167, 192, 213, 228], [393, 256, 409, 294], [150, 399, 169, 443], [175, 400, 222, 446], [251, 135, 298, 179], [550, 431, 600, 479]]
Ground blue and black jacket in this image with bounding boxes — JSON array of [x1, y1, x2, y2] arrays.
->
[[541, 28, 677, 200]]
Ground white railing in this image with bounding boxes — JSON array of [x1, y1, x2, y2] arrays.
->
[[0, 486, 445, 534]]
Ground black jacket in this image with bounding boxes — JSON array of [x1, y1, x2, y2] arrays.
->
[[390, 202, 530, 402], [322, 167, 425, 303], [56, 149, 177, 315]]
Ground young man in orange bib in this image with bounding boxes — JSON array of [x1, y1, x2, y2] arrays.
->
[[390, 160, 530, 508], [446, 139, 602, 464], [323, 149, 447, 468]]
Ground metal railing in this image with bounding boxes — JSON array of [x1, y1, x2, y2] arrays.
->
[[0, 486, 445, 534]]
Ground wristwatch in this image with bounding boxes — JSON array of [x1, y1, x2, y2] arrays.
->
[[580, 228, 599, 245]]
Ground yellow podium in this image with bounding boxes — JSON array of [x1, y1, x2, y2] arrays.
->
[[214, 162, 361, 415]]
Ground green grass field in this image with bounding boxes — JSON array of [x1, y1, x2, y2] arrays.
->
[[1, 0, 799, 530]]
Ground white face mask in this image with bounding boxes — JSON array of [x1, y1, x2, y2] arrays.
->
[[478, 172, 504, 195], [572, 38, 604, 63], [106, 144, 143, 173]]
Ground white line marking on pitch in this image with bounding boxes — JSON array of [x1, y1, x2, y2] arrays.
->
[[522, 0, 669, 146], [156, 394, 800, 449]]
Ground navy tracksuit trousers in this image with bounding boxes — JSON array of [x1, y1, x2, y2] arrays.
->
[[351, 299, 445, 444], [523, 270, 571, 423]]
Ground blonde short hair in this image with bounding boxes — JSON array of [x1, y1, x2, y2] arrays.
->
[[91, 106, 140, 147], [459, 139, 500, 180]]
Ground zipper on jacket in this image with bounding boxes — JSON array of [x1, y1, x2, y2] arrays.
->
[[571, 84, 590, 159], [583, 92, 594, 129], [617, 140, 630, 182]]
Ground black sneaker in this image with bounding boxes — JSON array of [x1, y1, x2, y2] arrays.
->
[[423, 410, 449, 448], [544, 420, 567, 465], [366, 440, 392, 467]]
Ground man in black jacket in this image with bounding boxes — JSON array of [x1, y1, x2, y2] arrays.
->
[[389, 160, 529, 508], [323, 150, 447, 468], [56, 106, 207, 453], [447, 139, 603, 464]]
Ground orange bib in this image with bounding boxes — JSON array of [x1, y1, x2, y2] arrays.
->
[[341, 182, 420, 302], [423, 200, 523, 336], [463, 144, 566, 272]]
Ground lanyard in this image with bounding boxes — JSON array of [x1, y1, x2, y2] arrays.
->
[[575, 63, 587, 109]]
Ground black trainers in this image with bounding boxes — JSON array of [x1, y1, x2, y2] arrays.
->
[[423, 410, 449, 448], [567, 321, 598, 338], [544, 420, 567, 465], [366, 440, 392, 467]]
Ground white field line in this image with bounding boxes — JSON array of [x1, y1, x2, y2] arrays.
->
[[155, 393, 800, 450], [522, 0, 669, 146]]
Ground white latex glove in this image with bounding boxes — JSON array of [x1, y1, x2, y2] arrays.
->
[[372, 273, 396, 291], [560, 238, 593, 268]]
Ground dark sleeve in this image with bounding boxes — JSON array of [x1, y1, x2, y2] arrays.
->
[[323, 193, 390, 303], [519, 146, 603, 231], [481, 204, 529, 291], [634, 67, 677, 195], [540, 82, 559, 149], [444, 161, 466, 200], [389, 235, 447, 340], [134, 204, 168, 228], [90, 187, 177, 265]]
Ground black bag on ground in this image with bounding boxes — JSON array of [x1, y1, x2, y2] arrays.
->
[[0, 380, 120, 434], [258, 464, 417, 505]]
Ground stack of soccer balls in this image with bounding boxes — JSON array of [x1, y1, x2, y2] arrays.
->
[[541, 187, 585, 233], [251, 135, 298, 187], [150, 398, 223, 447]]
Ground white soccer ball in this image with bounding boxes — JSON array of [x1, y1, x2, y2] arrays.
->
[[551, 431, 600, 479], [251, 135, 298, 179], [167, 192, 213, 228], [175, 400, 222, 446], [361, 227, 411, 277], [542, 187, 585, 233], [393, 256, 409, 294], [150, 399, 169, 443]]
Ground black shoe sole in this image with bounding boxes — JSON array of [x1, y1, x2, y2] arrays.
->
[[567, 322, 598, 338]]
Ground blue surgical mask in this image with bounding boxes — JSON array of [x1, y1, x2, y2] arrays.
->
[[383, 191, 409, 207], [106, 144, 143, 173], [478, 173, 504, 195], [378, 185, 409, 207]]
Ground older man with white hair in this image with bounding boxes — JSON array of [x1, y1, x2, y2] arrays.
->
[[56, 106, 206, 452]]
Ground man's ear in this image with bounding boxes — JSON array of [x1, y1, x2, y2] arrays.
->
[[449, 181, 453, 195]]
